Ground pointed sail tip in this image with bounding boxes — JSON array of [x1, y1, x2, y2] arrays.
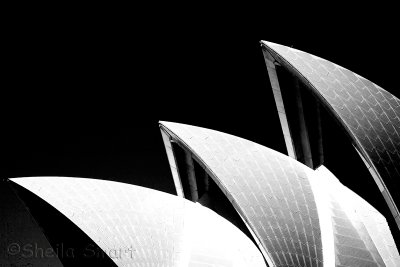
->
[[260, 40, 277, 47]]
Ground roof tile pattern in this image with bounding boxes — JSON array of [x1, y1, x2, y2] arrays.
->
[[11, 177, 266, 267], [261, 41, 400, 219], [354, 200, 400, 267], [160, 121, 323, 267], [327, 191, 384, 266], [315, 166, 400, 267]]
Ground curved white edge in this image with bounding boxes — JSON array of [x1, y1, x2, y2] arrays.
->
[[160, 129, 185, 198], [308, 166, 335, 267]]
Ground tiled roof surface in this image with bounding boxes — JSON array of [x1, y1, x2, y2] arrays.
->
[[261, 41, 400, 223], [328, 199, 383, 267], [10, 177, 266, 267], [315, 166, 400, 267], [354, 198, 400, 267], [160, 121, 323, 267]]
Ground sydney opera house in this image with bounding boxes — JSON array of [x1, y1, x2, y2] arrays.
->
[[1, 41, 400, 266]]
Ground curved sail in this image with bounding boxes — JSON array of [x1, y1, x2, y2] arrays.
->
[[11, 177, 266, 267], [261, 41, 400, 230]]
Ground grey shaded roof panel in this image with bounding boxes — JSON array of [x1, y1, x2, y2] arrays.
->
[[261, 41, 400, 227], [160, 121, 323, 267], [0, 182, 63, 267], [317, 170, 384, 266], [10, 177, 266, 267]]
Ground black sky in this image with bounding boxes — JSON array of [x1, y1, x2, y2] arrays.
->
[[4, 4, 399, 211]]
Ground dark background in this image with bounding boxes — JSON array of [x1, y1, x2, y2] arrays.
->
[[3, 3, 399, 241]]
